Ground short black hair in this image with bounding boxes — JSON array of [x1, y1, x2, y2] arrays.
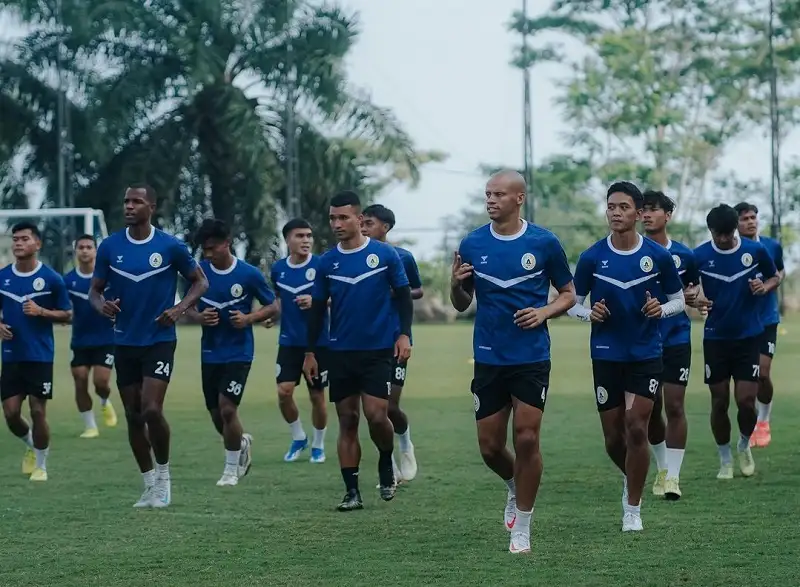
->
[[330, 190, 361, 209], [643, 190, 676, 214], [734, 201, 759, 216], [706, 204, 739, 234], [282, 218, 312, 239], [11, 221, 41, 239], [74, 234, 96, 247], [362, 204, 396, 229], [606, 181, 644, 209], [193, 218, 230, 247], [127, 183, 157, 203]]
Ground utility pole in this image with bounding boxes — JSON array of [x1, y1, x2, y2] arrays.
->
[[521, 0, 535, 223], [285, 2, 301, 220], [56, 0, 68, 270], [767, 0, 784, 314]]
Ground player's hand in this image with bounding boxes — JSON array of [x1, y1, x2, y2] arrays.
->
[[683, 282, 700, 306], [641, 291, 662, 318], [514, 307, 547, 329], [294, 294, 312, 310], [694, 296, 713, 316], [100, 298, 121, 319], [199, 307, 219, 326], [262, 317, 275, 329], [228, 309, 251, 328], [303, 352, 319, 381], [22, 298, 43, 317], [589, 299, 610, 323], [450, 252, 473, 286], [156, 305, 183, 326], [0, 322, 12, 340], [749, 278, 767, 296], [394, 334, 412, 362]]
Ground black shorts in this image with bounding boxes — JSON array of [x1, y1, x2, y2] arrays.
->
[[201, 362, 252, 411], [662, 343, 691, 387], [760, 324, 778, 359], [275, 346, 329, 390], [391, 359, 408, 388], [471, 361, 551, 420], [114, 340, 177, 388], [592, 358, 662, 412], [0, 362, 54, 402], [703, 337, 761, 385], [71, 345, 116, 369], [328, 349, 393, 403]]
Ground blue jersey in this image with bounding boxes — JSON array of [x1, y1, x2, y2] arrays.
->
[[313, 238, 408, 351], [195, 258, 275, 363], [271, 255, 329, 348], [393, 246, 422, 344], [654, 239, 699, 348], [574, 234, 684, 362], [694, 238, 777, 341], [0, 262, 70, 362], [458, 222, 573, 366], [753, 235, 784, 327], [64, 268, 115, 349], [94, 227, 198, 347]]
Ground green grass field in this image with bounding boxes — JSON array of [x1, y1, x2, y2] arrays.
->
[[1, 320, 799, 586]]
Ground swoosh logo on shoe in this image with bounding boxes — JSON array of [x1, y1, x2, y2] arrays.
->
[[506, 514, 516, 529]]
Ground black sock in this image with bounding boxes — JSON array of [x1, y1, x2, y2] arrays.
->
[[341, 467, 359, 492], [378, 449, 394, 486]]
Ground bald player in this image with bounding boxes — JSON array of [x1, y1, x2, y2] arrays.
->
[[451, 170, 575, 554]]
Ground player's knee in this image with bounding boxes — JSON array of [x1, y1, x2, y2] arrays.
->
[[664, 399, 684, 422], [124, 407, 145, 428], [218, 402, 237, 422], [477, 431, 505, 460], [625, 419, 648, 447], [2, 402, 21, 423], [141, 402, 163, 423], [514, 426, 540, 454], [277, 383, 295, 403], [337, 409, 359, 432]]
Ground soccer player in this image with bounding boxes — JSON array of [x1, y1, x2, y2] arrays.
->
[[568, 181, 685, 532], [89, 185, 209, 508], [270, 219, 329, 464], [451, 170, 575, 554], [641, 191, 699, 500], [65, 234, 118, 438], [361, 204, 423, 482], [0, 222, 72, 481], [734, 201, 784, 447], [694, 204, 778, 480], [302, 190, 412, 512], [187, 219, 276, 486]]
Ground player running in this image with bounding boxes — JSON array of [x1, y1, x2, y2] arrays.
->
[[89, 185, 209, 508], [303, 191, 412, 512], [65, 234, 118, 438], [734, 201, 784, 448], [269, 219, 329, 464], [0, 222, 72, 481], [641, 191, 699, 500], [451, 170, 575, 554], [187, 219, 276, 486], [568, 181, 685, 532], [694, 204, 778, 480], [361, 204, 423, 483]]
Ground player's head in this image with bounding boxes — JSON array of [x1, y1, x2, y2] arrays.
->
[[706, 204, 739, 249], [485, 170, 526, 221], [282, 218, 313, 256], [10, 221, 41, 260], [361, 204, 395, 241], [734, 201, 759, 238], [194, 218, 232, 264], [74, 234, 97, 264], [605, 181, 643, 233], [641, 190, 675, 235], [329, 190, 362, 242], [124, 184, 157, 226]]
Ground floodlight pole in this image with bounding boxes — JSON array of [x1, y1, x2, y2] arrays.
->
[[521, 0, 535, 223]]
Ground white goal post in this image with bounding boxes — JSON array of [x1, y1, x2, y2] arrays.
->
[[0, 207, 109, 240]]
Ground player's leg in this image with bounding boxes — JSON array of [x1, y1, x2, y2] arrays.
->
[[215, 362, 252, 486], [71, 356, 99, 438], [276, 346, 309, 462], [202, 363, 225, 436], [647, 387, 667, 496], [622, 386, 657, 532], [1, 363, 36, 474], [593, 361, 627, 475], [389, 359, 416, 482], [360, 351, 396, 501], [660, 344, 691, 499], [27, 395, 50, 481], [306, 347, 328, 464], [752, 325, 777, 447], [92, 347, 118, 428], [704, 340, 734, 480], [334, 394, 363, 511], [730, 338, 760, 476]]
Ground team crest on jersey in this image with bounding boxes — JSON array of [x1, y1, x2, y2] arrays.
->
[[639, 256, 654, 273], [521, 253, 536, 271], [230, 283, 243, 298], [741, 253, 753, 267], [596, 386, 608, 405], [149, 253, 163, 268], [32, 277, 45, 291], [305, 268, 316, 281], [672, 255, 681, 269], [366, 253, 380, 269]]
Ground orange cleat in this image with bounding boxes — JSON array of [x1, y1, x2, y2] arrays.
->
[[749, 421, 771, 448]]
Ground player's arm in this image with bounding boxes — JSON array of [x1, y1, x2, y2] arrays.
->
[[774, 242, 786, 282], [681, 251, 702, 307], [170, 241, 209, 315], [648, 251, 685, 318], [245, 271, 278, 324], [566, 252, 594, 322], [306, 261, 330, 354], [29, 275, 72, 323], [450, 247, 474, 312], [88, 240, 120, 318], [542, 236, 576, 319], [752, 244, 779, 295], [404, 254, 424, 300]]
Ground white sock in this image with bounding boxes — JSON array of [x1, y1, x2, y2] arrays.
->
[[34, 447, 48, 470], [666, 448, 685, 479], [142, 469, 155, 488], [622, 474, 628, 499], [514, 506, 533, 534], [718, 443, 732, 464], [100, 397, 109, 407], [624, 502, 641, 516], [80, 410, 97, 430], [737, 434, 750, 452], [288, 419, 306, 441], [650, 440, 668, 471], [224, 450, 240, 473], [312, 427, 326, 449], [155, 462, 170, 481], [20, 429, 34, 449], [756, 399, 772, 423], [504, 477, 516, 496], [396, 427, 412, 452]]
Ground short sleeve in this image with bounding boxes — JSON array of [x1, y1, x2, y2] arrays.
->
[[573, 250, 594, 297], [656, 249, 683, 294], [773, 242, 785, 272], [681, 251, 700, 288], [269, 265, 279, 289], [402, 253, 422, 289], [545, 234, 573, 290], [51, 274, 71, 310], [251, 268, 276, 305], [94, 240, 110, 282], [387, 248, 409, 289], [312, 256, 330, 301], [757, 244, 777, 280], [172, 239, 198, 279]]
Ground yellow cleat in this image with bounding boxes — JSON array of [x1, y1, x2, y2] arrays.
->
[[664, 477, 682, 500], [22, 448, 35, 475], [102, 403, 118, 428], [652, 469, 667, 496], [29, 467, 47, 482], [80, 428, 100, 439]]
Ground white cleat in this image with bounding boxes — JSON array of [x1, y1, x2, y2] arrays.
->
[[238, 433, 253, 478], [509, 531, 531, 554], [737, 447, 755, 477], [216, 472, 238, 487], [622, 511, 643, 532], [717, 462, 734, 480], [398, 443, 418, 481], [151, 480, 171, 508], [133, 486, 154, 508], [504, 491, 517, 532]]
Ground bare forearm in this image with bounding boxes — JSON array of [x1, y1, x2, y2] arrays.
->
[[176, 278, 209, 313], [89, 288, 105, 314], [40, 309, 72, 323], [542, 289, 576, 320], [248, 303, 278, 324], [411, 288, 424, 300], [450, 285, 473, 312], [764, 276, 780, 293], [184, 306, 202, 322]]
